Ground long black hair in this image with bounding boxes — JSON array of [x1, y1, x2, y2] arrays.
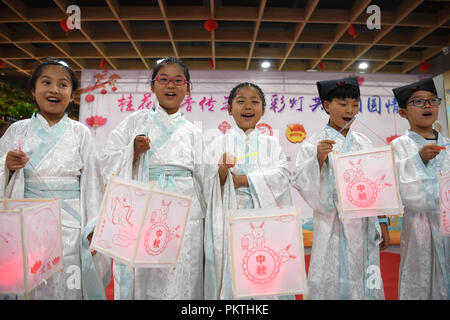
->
[[227, 82, 266, 109]]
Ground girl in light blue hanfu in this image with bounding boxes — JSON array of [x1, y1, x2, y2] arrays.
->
[[100, 57, 211, 300], [0, 58, 110, 299], [204, 82, 294, 300]]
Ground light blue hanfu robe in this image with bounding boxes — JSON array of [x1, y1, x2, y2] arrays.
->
[[291, 125, 385, 300], [204, 127, 294, 300], [0, 112, 110, 300], [99, 105, 211, 300], [392, 130, 450, 300]]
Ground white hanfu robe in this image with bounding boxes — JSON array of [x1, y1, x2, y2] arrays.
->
[[392, 130, 450, 300], [291, 125, 384, 300], [204, 127, 294, 300], [100, 105, 211, 300], [0, 112, 110, 300]]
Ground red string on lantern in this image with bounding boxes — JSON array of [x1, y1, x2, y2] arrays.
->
[[204, 19, 218, 32], [418, 62, 431, 73]]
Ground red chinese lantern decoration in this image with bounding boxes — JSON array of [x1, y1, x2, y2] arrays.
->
[[348, 24, 357, 39], [209, 59, 214, 69], [419, 62, 431, 73], [0, 59, 6, 68], [318, 61, 324, 71], [85, 94, 95, 103], [60, 18, 70, 32], [100, 89, 107, 95], [99, 58, 106, 69], [204, 19, 218, 32]]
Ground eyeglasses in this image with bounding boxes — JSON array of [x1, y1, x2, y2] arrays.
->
[[407, 98, 442, 108], [153, 75, 188, 86]]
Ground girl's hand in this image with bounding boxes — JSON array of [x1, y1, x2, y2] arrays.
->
[[317, 139, 335, 169], [6, 150, 29, 171], [419, 143, 441, 164], [218, 152, 235, 185], [133, 135, 151, 162]]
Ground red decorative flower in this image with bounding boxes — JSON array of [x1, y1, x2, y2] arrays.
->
[[204, 19, 218, 32], [218, 121, 231, 134], [86, 115, 107, 129]]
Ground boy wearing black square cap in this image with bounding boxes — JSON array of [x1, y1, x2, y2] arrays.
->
[[391, 78, 449, 300], [292, 76, 387, 300]]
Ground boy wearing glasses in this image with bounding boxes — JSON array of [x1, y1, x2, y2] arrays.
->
[[392, 78, 449, 300]]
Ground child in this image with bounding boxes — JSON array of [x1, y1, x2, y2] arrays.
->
[[291, 76, 388, 300], [100, 57, 211, 300], [204, 82, 293, 299], [0, 58, 110, 299], [392, 78, 449, 300]]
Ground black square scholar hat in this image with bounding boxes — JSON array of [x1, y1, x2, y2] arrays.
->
[[392, 78, 437, 108]]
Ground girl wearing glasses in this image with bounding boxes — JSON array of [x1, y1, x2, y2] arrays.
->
[[100, 57, 211, 300], [392, 78, 449, 300]]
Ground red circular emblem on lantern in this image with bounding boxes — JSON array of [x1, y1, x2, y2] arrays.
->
[[242, 247, 280, 284], [346, 178, 378, 207], [144, 223, 170, 256]]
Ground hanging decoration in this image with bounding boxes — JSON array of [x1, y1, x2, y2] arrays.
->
[[418, 62, 431, 73], [348, 24, 357, 39], [99, 58, 106, 69], [204, 19, 218, 32]]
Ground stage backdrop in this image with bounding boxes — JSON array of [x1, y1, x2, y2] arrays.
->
[[79, 69, 447, 246]]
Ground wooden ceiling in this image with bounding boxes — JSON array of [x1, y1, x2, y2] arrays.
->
[[0, 0, 449, 102]]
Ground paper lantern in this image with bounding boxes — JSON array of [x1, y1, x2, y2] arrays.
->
[[318, 61, 324, 71], [209, 59, 214, 69], [99, 58, 106, 69], [90, 176, 192, 268], [228, 206, 307, 298], [60, 18, 71, 32], [419, 62, 431, 73], [439, 174, 450, 235], [0, 199, 62, 295], [348, 24, 357, 39], [86, 115, 107, 129], [333, 146, 403, 220], [204, 19, 218, 32], [100, 89, 107, 95], [0, 59, 5, 68]]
